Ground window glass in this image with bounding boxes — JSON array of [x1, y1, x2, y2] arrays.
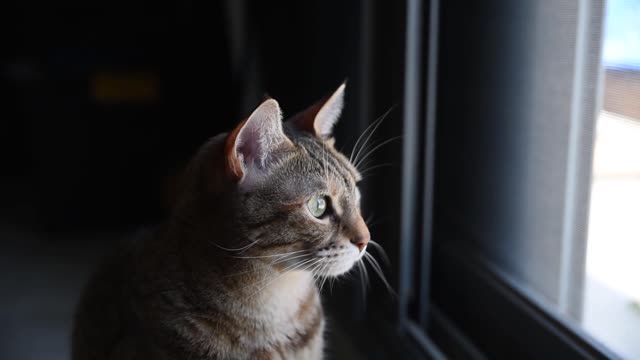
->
[[583, 1, 640, 358]]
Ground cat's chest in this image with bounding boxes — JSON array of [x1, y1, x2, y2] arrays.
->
[[185, 272, 325, 359], [249, 311, 325, 360], [250, 273, 324, 348]]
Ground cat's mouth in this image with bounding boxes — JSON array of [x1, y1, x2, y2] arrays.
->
[[313, 242, 362, 277]]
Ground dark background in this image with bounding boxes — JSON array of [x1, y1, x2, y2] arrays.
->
[[1, 1, 407, 359]]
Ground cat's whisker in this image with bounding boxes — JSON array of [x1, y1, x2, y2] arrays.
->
[[309, 260, 326, 283], [329, 276, 335, 294], [349, 113, 385, 163], [352, 107, 396, 167], [365, 215, 375, 224], [269, 252, 314, 265], [317, 261, 332, 294], [368, 240, 391, 267], [317, 273, 326, 294], [354, 136, 402, 170], [363, 252, 397, 297], [356, 160, 390, 173], [363, 260, 371, 289], [314, 263, 325, 291], [358, 163, 395, 178], [299, 258, 326, 277], [356, 261, 367, 301], [352, 124, 383, 167], [223, 252, 312, 278], [359, 259, 370, 289], [365, 213, 376, 226], [360, 260, 371, 304], [350, 106, 395, 164], [237, 240, 262, 254], [233, 257, 318, 297], [224, 251, 311, 284], [211, 238, 261, 253], [230, 248, 310, 259], [364, 214, 383, 232]]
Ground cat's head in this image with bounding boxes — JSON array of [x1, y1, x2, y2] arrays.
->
[[218, 83, 369, 277]]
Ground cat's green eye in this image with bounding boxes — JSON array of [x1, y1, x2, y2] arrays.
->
[[307, 194, 328, 218]]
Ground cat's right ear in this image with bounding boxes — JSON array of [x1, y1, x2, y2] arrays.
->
[[288, 82, 345, 140], [224, 99, 293, 185]]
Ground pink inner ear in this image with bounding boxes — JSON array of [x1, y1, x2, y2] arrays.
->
[[288, 83, 345, 139], [289, 99, 326, 137], [236, 127, 264, 170], [229, 99, 293, 184], [314, 83, 345, 138]]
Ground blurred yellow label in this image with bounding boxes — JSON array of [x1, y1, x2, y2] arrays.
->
[[91, 71, 159, 104]]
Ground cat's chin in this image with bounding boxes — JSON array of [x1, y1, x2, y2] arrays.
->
[[320, 260, 359, 277], [313, 243, 363, 277]]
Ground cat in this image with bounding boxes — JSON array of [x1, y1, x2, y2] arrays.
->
[[72, 83, 372, 360]]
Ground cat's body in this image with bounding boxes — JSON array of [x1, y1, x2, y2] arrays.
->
[[73, 84, 368, 360], [73, 225, 324, 360]]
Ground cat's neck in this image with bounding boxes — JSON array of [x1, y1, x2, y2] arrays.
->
[[251, 270, 315, 307], [211, 259, 316, 315]]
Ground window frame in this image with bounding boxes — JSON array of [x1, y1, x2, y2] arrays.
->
[[397, 0, 623, 358]]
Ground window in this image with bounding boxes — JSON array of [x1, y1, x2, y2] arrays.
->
[[583, 1, 640, 358], [396, 0, 637, 358]]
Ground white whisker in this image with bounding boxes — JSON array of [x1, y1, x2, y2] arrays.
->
[[349, 114, 384, 163], [223, 252, 312, 278], [211, 238, 260, 252], [357, 260, 369, 304], [309, 260, 325, 282], [317, 261, 330, 293], [363, 252, 396, 297], [231, 248, 310, 259], [354, 136, 402, 170], [270, 252, 313, 265], [368, 240, 391, 267], [350, 107, 395, 164], [358, 163, 395, 178]]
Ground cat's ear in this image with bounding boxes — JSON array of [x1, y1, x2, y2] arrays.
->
[[289, 82, 345, 140], [225, 98, 293, 184]]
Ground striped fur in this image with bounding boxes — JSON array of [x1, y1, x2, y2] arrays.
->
[[72, 86, 369, 360]]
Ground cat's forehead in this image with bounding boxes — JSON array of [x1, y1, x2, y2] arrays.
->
[[288, 132, 361, 183]]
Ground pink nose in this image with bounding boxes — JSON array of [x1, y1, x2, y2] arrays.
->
[[348, 214, 370, 253], [351, 235, 369, 252]]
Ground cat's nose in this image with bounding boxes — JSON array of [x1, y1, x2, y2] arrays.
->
[[349, 216, 370, 252], [351, 235, 369, 252]]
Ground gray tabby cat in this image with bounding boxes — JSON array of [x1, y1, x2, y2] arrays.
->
[[72, 83, 371, 360]]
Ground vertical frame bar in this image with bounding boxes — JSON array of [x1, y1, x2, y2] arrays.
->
[[400, 1, 454, 357], [398, 0, 424, 327], [351, 0, 375, 319], [558, 0, 605, 320], [418, 0, 440, 327]]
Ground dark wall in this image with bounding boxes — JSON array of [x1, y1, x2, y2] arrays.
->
[[2, 0, 374, 233], [3, 0, 235, 230]]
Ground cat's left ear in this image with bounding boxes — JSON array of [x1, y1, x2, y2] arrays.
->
[[225, 98, 293, 184], [288, 82, 345, 140]]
